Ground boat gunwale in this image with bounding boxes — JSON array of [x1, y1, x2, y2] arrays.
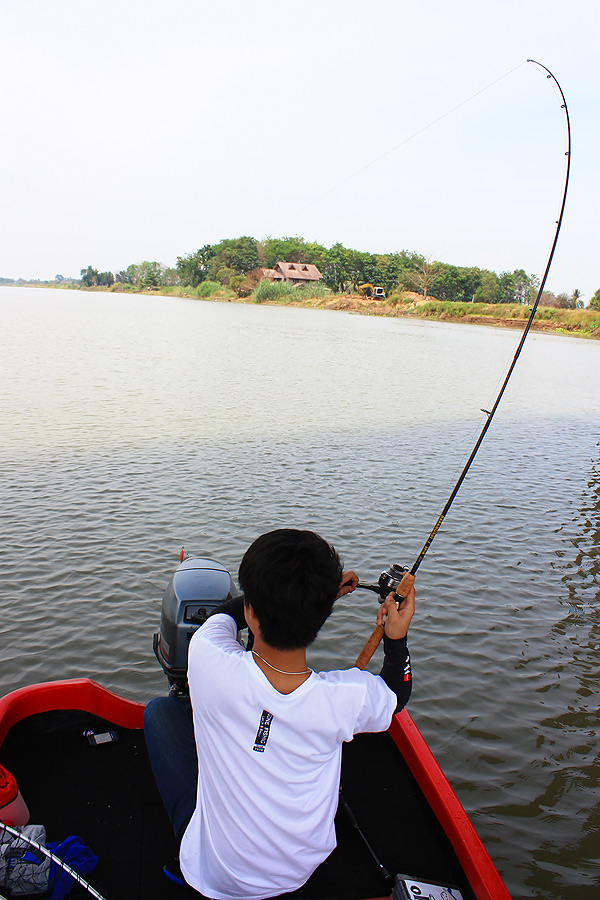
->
[[389, 711, 511, 900], [0, 678, 144, 746]]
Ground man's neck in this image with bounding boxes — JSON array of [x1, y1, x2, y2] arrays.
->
[[250, 637, 311, 694]]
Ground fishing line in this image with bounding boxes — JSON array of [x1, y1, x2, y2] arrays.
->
[[355, 59, 571, 668], [275, 61, 527, 230]]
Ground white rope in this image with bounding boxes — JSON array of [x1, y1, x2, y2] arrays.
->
[[0, 822, 108, 900]]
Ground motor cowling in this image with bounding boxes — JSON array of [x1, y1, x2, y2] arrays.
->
[[153, 556, 237, 689]]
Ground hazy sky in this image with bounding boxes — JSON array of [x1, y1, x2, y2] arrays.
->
[[1, 0, 598, 301]]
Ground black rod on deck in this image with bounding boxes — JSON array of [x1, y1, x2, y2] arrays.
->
[[338, 790, 393, 887]]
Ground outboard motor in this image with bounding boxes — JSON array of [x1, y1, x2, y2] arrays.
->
[[154, 556, 237, 693]]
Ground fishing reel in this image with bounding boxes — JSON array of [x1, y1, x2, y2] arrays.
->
[[358, 564, 410, 601]]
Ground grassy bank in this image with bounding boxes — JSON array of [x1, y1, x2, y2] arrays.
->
[[269, 291, 600, 340], [90, 280, 238, 301], [406, 299, 600, 338]]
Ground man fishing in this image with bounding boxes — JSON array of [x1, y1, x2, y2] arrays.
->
[[144, 528, 414, 899]]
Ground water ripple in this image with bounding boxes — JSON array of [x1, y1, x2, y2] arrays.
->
[[1, 288, 599, 899]]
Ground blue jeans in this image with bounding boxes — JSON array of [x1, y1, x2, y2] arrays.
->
[[144, 696, 198, 842]]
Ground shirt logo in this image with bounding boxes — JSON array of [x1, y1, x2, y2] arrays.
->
[[253, 710, 273, 752]]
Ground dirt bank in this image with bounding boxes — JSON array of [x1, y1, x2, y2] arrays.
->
[[285, 293, 600, 340]]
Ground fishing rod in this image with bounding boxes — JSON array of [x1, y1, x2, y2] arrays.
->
[[0, 822, 107, 900], [338, 789, 393, 888], [355, 59, 571, 670]]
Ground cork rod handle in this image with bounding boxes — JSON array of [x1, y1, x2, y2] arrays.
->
[[354, 571, 415, 670]]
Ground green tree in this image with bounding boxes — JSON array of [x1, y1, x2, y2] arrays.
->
[[590, 289, 600, 311], [528, 273, 541, 304], [261, 236, 311, 267], [320, 242, 354, 291], [322, 243, 389, 292], [498, 271, 516, 304], [496, 269, 538, 304], [215, 265, 236, 286], [177, 245, 215, 287], [570, 288, 583, 309], [208, 236, 259, 277], [137, 261, 163, 288], [474, 270, 500, 303], [301, 240, 329, 271], [230, 273, 256, 297], [372, 252, 414, 293], [512, 269, 536, 304], [438, 264, 482, 303], [116, 264, 139, 284], [80, 266, 99, 287]]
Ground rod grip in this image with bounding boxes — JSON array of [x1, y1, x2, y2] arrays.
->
[[355, 625, 384, 670], [354, 571, 415, 670]]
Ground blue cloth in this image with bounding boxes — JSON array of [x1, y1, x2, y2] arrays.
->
[[143, 696, 198, 842], [47, 836, 98, 900]]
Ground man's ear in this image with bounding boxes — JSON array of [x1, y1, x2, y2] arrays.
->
[[244, 602, 258, 632]]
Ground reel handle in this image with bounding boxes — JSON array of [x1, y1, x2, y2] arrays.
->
[[354, 571, 414, 670]]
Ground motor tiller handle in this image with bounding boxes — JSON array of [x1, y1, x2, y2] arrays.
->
[[354, 571, 415, 670]]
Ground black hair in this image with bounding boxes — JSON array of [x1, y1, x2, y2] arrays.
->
[[238, 529, 343, 651]]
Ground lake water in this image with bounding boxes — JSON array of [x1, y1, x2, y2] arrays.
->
[[1, 286, 598, 899]]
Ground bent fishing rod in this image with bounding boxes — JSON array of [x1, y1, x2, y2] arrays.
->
[[354, 60, 571, 669]]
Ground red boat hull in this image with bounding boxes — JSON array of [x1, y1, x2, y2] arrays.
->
[[0, 679, 510, 900]]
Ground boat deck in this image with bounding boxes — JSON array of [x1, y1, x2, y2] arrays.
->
[[0, 709, 476, 900]]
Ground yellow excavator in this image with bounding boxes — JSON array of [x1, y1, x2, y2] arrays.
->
[[358, 283, 386, 300]]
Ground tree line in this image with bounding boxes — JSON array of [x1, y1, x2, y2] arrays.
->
[[76, 235, 587, 307]]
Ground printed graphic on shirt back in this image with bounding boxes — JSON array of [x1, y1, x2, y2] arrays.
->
[[253, 710, 273, 752]]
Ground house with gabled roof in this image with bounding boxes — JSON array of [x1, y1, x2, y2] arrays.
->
[[271, 261, 322, 285]]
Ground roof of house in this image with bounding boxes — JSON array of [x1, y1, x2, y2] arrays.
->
[[274, 261, 322, 281], [255, 267, 279, 280]]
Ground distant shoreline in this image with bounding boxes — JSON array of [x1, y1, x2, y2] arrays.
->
[[4, 281, 599, 340], [209, 290, 600, 340]]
